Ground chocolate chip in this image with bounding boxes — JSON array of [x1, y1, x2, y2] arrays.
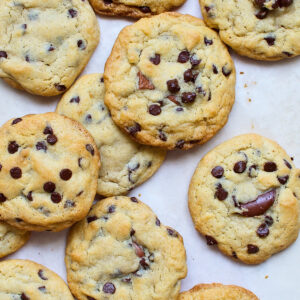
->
[[182, 92, 196, 104], [234, 161, 247, 173], [36, 141, 47, 152], [38, 286, 46, 292], [0, 164, 2, 171], [54, 84, 66, 92], [149, 104, 161, 116], [232, 251, 238, 259], [167, 79, 180, 93], [138, 71, 155, 90], [256, 8, 268, 19], [212, 65, 218, 74], [15, 218, 22, 222], [283, 51, 293, 57], [86, 144, 95, 155], [265, 216, 273, 226], [158, 129, 167, 141], [264, 36, 275, 46], [255, 0, 266, 7], [21, 293, 30, 300], [240, 189, 276, 217], [108, 205, 116, 213], [205, 235, 217, 246], [8, 141, 19, 154], [247, 244, 259, 254], [279, 0, 293, 7], [175, 140, 185, 149], [140, 258, 149, 269], [47, 134, 57, 145], [248, 165, 257, 178], [87, 297, 96, 300], [27, 191, 33, 201], [25, 55, 30, 62], [176, 107, 184, 112], [87, 216, 98, 223], [130, 229, 135, 236], [257, 223, 269, 238], [205, 5, 211, 12], [184, 69, 198, 83], [211, 166, 224, 178], [48, 44, 55, 52], [103, 0, 112, 4], [70, 96, 80, 103], [60, 169, 72, 181], [51, 192, 62, 203], [12, 118, 22, 125], [196, 86, 206, 96], [127, 123, 141, 136], [284, 159, 292, 169], [215, 184, 228, 201], [190, 54, 201, 66], [38, 269, 48, 280], [0, 51, 7, 59], [64, 200, 75, 208], [43, 182, 56, 193], [77, 40, 86, 50], [103, 282, 116, 294], [68, 8, 77, 18], [130, 197, 138, 203], [0, 193, 7, 203], [10, 167, 22, 179], [140, 6, 151, 13], [222, 66, 232, 76], [78, 158, 83, 168], [178, 50, 190, 63], [155, 217, 161, 226], [277, 175, 289, 185], [43, 126, 53, 135], [264, 162, 277, 172], [167, 228, 178, 237], [150, 53, 160, 65], [204, 37, 213, 45]]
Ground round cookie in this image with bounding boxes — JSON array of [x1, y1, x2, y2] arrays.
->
[[0, 0, 99, 96], [66, 196, 187, 300], [189, 134, 300, 264], [0, 259, 74, 299], [90, 0, 186, 18], [0, 112, 100, 232], [104, 12, 236, 150], [179, 283, 258, 300], [56, 74, 166, 197], [199, 0, 300, 61], [0, 221, 30, 258]]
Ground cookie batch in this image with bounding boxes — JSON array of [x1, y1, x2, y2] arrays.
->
[[0, 0, 299, 299]]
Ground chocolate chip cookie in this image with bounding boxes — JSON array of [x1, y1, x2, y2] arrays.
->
[[90, 0, 186, 18], [56, 74, 166, 197], [189, 134, 300, 264], [0, 0, 99, 96], [0, 112, 100, 232], [179, 283, 258, 300], [0, 259, 74, 299], [199, 0, 300, 60], [0, 222, 30, 258], [104, 12, 235, 150], [66, 196, 187, 300]]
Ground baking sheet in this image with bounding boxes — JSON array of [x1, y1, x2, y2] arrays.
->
[[1, 0, 300, 299]]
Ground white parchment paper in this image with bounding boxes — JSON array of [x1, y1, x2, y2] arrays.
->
[[1, 0, 300, 299]]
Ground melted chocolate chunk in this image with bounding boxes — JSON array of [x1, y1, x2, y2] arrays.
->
[[205, 235, 217, 246], [167, 79, 180, 93], [215, 184, 228, 201], [130, 197, 138, 203], [264, 162, 277, 172], [103, 282, 116, 294], [284, 159, 292, 169], [264, 36, 275, 46], [140, 6, 151, 13], [86, 144, 95, 155], [38, 269, 48, 280], [204, 37, 213, 45], [0, 193, 7, 202], [43, 182, 56, 193], [211, 166, 224, 178], [234, 161, 247, 173], [149, 104, 161, 116], [277, 175, 289, 185], [27, 191, 33, 201], [87, 216, 98, 223], [10, 167, 22, 179], [182, 92, 196, 104], [60, 169, 72, 181], [240, 189, 276, 217], [103, 0, 112, 4], [256, 8, 268, 19], [12, 118, 22, 125], [130, 229, 136, 236], [265, 215, 274, 226], [54, 84, 66, 92], [279, 0, 293, 7], [51, 192, 62, 203], [247, 244, 259, 254], [178, 50, 190, 63], [0, 51, 8, 59], [257, 223, 269, 238], [8, 141, 19, 154], [47, 134, 57, 145], [68, 8, 77, 18], [36, 141, 47, 152], [70, 96, 80, 103], [150, 53, 160, 65], [212, 65, 218, 74], [167, 95, 181, 106], [138, 71, 155, 90], [127, 123, 141, 136]]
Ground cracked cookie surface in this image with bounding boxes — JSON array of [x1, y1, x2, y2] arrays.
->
[[104, 13, 235, 150], [189, 134, 300, 264], [0, 259, 74, 299], [199, 0, 300, 60], [0, 0, 99, 96], [0, 112, 100, 232], [90, 0, 186, 18], [56, 74, 166, 197], [179, 283, 258, 300], [66, 196, 187, 300], [0, 221, 30, 258]]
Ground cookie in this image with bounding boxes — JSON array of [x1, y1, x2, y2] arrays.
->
[[199, 0, 300, 60], [0, 112, 100, 232], [0, 259, 74, 299], [66, 196, 187, 300], [90, 0, 186, 18], [56, 74, 166, 197], [0, 0, 99, 96], [189, 134, 300, 264], [0, 221, 30, 258], [179, 283, 258, 300], [104, 12, 235, 150]]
